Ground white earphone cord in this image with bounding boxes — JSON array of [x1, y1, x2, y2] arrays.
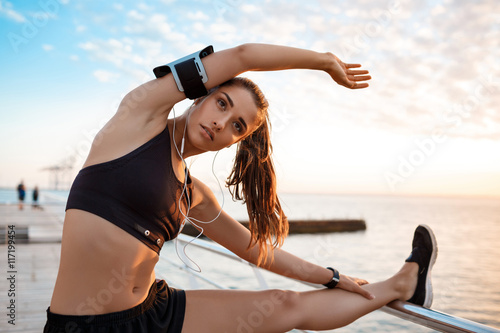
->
[[171, 105, 225, 273]]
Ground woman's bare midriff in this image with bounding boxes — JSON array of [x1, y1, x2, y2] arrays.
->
[[49, 209, 160, 315]]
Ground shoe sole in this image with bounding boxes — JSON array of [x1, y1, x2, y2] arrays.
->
[[419, 224, 438, 308]]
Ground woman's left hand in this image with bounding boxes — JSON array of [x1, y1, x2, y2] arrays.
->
[[336, 274, 375, 300], [324, 53, 371, 89]]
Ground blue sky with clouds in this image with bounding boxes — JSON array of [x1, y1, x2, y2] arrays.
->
[[1, 0, 499, 197]]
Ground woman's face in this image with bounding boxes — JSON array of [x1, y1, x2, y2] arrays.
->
[[186, 85, 260, 152]]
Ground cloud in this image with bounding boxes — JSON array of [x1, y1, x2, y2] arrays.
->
[[42, 44, 53, 51], [0, 0, 26, 22], [127, 9, 145, 21], [186, 10, 209, 21], [72, 0, 500, 140], [79, 41, 98, 51], [93, 69, 120, 82], [79, 39, 135, 67]]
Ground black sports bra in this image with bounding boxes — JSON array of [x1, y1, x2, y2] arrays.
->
[[65, 123, 192, 254]]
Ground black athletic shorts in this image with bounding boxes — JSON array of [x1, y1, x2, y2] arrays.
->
[[44, 279, 185, 333]]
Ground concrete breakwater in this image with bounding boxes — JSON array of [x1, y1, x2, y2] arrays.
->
[[181, 219, 366, 237]]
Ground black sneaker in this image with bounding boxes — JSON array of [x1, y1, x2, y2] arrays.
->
[[405, 224, 438, 308]]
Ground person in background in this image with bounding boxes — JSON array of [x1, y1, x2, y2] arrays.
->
[[17, 180, 25, 210], [32, 186, 41, 210]]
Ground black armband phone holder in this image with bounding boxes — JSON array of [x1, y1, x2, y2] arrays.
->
[[153, 45, 214, 100]]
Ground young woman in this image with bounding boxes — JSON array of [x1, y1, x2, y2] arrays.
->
[[45, 43, 437, 332]]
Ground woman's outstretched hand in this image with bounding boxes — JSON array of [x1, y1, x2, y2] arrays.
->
[[324, 53, 371, 89], [337, 274, 375, 300]]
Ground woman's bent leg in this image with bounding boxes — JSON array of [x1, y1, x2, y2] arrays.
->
[[182, 262, 418, 333]]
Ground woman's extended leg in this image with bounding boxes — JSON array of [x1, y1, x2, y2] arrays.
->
[[182, 262, 418, 333]]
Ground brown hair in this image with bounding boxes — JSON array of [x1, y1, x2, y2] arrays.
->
[[221, 77, 289, 267]]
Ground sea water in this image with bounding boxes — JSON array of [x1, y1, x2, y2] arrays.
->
[[1, 189, 499, 332], [159, 193, 500, 332]]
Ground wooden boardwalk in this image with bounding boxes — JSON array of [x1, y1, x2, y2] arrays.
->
[[0, 204, 63, 332]]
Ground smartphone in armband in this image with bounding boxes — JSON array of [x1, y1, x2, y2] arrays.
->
[[153, 45, 214, 99]]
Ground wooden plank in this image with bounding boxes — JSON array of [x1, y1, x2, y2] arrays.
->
[[0, 204, 61, 331], [0, 204, 63, 244]]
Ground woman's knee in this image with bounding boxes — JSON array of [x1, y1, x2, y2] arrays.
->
[[263, 289, 301, 315]]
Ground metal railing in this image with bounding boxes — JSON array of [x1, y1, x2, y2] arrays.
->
[[159, 234, 500, 333]]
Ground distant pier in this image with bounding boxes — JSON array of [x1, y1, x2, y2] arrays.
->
[[181, 219, 366, 237]]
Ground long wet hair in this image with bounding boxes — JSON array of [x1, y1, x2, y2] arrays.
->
[[220, 77, 289, 267]]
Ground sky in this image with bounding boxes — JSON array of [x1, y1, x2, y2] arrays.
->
[[0, 0, 499, 198]]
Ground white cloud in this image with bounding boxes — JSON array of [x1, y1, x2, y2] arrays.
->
[[42, 44, 53, 51], [3, 0, 498, 196], [137, 3, 152, 11], [74, 0, 500, 141], [79, 41, 98, 51], [186, 10, 209, 21], [93, 70, 120, 82], [0, 0, 26, 22], [127, 9, 145, 21], [431, 4, 446, 16], [241, 4, 258, 14]]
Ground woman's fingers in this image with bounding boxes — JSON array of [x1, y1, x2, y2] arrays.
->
[[356, 284, 376, 300], [351, 75, 371, 81], [349, 75, 371, 89], [338, 275, 375, 299], [347, 69, 370, 75], [356, 278, 370, 286], [348, 82, 370, 89], [345, 63, 363, 69]]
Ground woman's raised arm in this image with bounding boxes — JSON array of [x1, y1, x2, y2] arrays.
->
[[119, 43, 370, 119], [235, 43, 370, 89]]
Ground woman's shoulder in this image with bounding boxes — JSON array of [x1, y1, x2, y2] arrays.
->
[[189, 176, 220, 211], [82, 112, 170, 169]]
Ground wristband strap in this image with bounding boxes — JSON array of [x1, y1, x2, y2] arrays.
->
[[323, 267, 340, 289], [174, 60, 208, 99]]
